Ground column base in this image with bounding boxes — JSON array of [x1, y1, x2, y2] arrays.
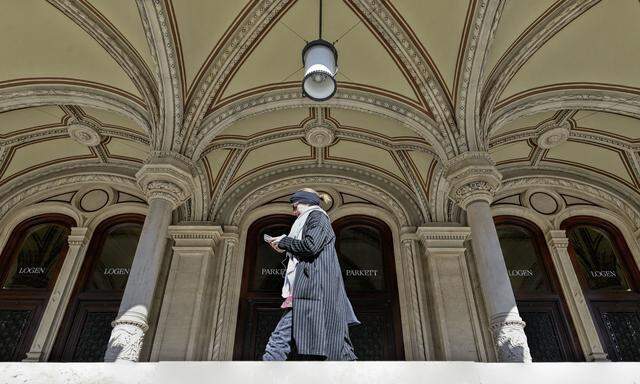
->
[[490, 318, 532, 363], [104, 318, 149, 362]]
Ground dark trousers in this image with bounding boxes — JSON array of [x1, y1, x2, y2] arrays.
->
[[262, 309, 357, 361]]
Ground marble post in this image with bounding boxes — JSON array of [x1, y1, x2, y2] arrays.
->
[[546, 230, 608, 361], [104, 156, 194, 362], [446, 152, 531, 362]]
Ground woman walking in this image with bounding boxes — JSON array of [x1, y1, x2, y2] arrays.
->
[[262, 188, 359, 361]]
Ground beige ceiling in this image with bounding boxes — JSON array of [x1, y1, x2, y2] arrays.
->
[[1, 0, 639, 209]]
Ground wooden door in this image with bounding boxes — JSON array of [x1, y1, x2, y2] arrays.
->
[[0, 214, 73, 361], [233, 214, 404, 360], [563, 217, 640, 361], [50, 215, 143, 361], [496, 216, 583, 361]]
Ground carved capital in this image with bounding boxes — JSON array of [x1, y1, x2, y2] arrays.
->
[[445, 152, 502, 208], [136, 154, 194, 209], [104, 318, 149, 362], [546, 229, 570, 250], [489, 318, 532, 362], [67, 227, 90, 247], [168, 225, 223, 249], [416, 226, 471, 250]]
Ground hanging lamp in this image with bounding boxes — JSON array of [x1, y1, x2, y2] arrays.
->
[[302, 0, 338, 101]]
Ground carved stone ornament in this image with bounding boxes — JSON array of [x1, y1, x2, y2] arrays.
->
[[103, 318, 149, 362], [304, 122, 335, 148], [490, 319, 533, 363], [535, 121, 571, 149], [445, 152, 502, 208], [136, 155, 195, 209], [67, 122, 102, 147]]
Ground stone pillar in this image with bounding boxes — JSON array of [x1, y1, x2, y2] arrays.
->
[[399, 234, 432, 360], [546, 230, 608, 361], [151, 225, 222, 361], [417, 226, 486, 361], [24, 227, 90, 362], [445, 152, 531, 362], [104, 156, 193, 362]]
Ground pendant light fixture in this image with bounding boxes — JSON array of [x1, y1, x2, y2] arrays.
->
[[302, 0, 338, 101]]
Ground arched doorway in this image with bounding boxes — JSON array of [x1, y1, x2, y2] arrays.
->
[[562, 216, 640, 361], [495, 216, 582, 361], [233, 214, 404, 360], [0, 214, 74, 361], [50, 214, 144, 362]]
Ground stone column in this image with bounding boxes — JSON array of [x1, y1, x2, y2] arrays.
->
[[546, 230, 608, 361], [104, 156, 193, 362], [151, 225, 222, 361], [445, 152, 531, 362], [24, 227, 90, 362], [417, 226, 486, 361]]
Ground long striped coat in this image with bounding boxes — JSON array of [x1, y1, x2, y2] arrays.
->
[[278, 210, 359, 359]]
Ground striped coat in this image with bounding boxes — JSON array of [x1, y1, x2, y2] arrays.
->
[[278, 210, 359, 359]]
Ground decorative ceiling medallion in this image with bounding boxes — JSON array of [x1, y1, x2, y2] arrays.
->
[[67, 122, 102, 147], [528, 192, 559, 215], [304, 123, 335, 148], [535, 121, 570, 149]]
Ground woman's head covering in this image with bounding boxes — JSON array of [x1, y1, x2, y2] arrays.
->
[[290, 190, 321, 206]]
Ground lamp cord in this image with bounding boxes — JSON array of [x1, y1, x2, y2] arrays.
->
[[319, 0, 323, 39]]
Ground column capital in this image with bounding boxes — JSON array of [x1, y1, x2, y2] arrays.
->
[[136, 153, 195, 209], [67, 227, 90, 246], [546, 229, 570, 249], [416, 226, 471, 250], [168, 225, 223, 248], [445, 152, 502, 208]]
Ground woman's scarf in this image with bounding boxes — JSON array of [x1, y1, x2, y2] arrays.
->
[[281, 205, 328, 298]]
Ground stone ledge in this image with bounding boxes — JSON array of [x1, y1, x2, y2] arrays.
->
[[1, 361, 639, 384]]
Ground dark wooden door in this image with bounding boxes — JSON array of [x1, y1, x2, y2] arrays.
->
[[495, 217, 582, 361], [50, 215, 143, 362], [233, 214, 404, 360], [563, 217, 640, 361], [0, 215, 74, 361]]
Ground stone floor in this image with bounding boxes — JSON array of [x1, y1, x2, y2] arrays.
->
[[1, 361, 639, 384]]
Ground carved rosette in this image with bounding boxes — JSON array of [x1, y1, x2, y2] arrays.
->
[[490, 319, 532, 362], [103, 318, 149, 362], [535, 121, 570, 149], [445, 152, 502, 208], [67, 122, 102, 147], [304, 122, 335, 148], [136, 156, 194, 209]]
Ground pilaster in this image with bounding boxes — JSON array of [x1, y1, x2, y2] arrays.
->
[[23, 227, 90, 362], [545, 229, 609, 361], [417, 226, 486, 361]]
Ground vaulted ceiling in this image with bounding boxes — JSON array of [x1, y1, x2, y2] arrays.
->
[[0, 0, 639, 222]]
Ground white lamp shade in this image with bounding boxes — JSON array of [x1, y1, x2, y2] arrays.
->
[[302, 40, 337, 101]]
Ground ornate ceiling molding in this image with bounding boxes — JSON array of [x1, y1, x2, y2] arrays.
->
[[0, 83, 152, 137], [47, 0, 159, 125], [181, 0, 293, 150], [190, 87, 450, 161], [222, 173, 418, 227], [136, 0, 183, 150], [455, 0, 505, 151], [346, 0, 459, 154], [498, 175, 640, 230], [481, 0, 600, 135], [488, 86, 640, 136]]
